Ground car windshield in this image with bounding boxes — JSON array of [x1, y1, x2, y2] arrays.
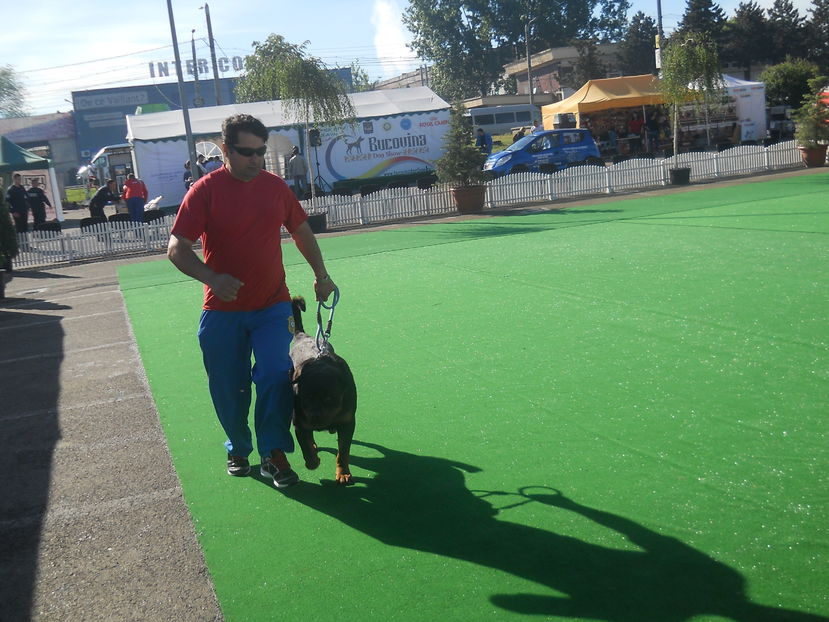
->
[[502, 134, 538, 152]]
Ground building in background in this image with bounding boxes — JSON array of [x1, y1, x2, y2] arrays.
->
[[0, 112, 79, 199], [71, 78, 238, 163]]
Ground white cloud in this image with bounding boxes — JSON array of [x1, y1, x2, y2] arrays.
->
[[371, 0, 419, 79]]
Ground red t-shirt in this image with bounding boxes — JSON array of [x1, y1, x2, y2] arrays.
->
[[171, 167, 308, 311], [121, 177, 148, 200]]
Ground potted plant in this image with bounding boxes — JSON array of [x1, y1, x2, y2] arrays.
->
[[659, 31, 723, 185], [435, 101, 488, 214], [0, 176, 20, 299], [792, 76, 829, 167]]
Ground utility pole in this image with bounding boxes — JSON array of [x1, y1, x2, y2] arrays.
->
[[655, 0, 664, 72], [201, 3, 222, 106], [167, 0, 198, 184], [191, 30, 203, 107], [525, 17, 538, 109]]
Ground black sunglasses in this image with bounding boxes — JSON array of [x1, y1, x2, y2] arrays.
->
[[231, 145, 267, 157]]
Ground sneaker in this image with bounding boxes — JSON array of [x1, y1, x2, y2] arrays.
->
[[260, 449, 299, 488], [226, 454, 251, 477]]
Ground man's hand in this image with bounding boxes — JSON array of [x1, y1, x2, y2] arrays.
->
[[314, 275, 337, 302], [208, 273, 244, 302]]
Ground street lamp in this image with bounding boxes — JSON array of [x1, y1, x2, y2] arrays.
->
[[525, 16, 538, 110]]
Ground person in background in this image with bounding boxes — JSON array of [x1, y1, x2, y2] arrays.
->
[[475, 128, 493, 155], [184, 161, 194, 190], [204, 155, 223, 173], [26, 178, 52, 226], [531, 119, 541, 132], [121, 173, 148, 222], [512, 127, 526, 143], [196, 154, 208, 176], [286, 146, 309, 199], [88, 179, 118, 220], [6, 173, 30, 233], [167, 113, 337, 489]]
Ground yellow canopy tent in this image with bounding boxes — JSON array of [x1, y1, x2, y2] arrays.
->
[[542, 74, 663, 128]]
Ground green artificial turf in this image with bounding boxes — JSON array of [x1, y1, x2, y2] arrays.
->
[[120, 173, 829, 622]]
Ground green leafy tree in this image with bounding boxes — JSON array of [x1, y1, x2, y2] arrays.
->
[[618, 11, 658, 76], [759, 57, 822, 107], [722, 2, 770, 78], [805, 0, 829, 73], [403, 0, 625, 100], [435, 101, 488, 187], [235, 35, 355, 125], [659, 30, 723, 156], [403, 0, 506, 100], [0, 65, 28, 118], [590, 0, 632, 42], [349, 61, 377, 93], [564, 39, 608, 90], [676, 0, 727, 47], [767, 0, 807, 63], [791, 74, 829, 147]]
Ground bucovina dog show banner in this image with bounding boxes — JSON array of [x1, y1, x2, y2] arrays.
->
[[315, 110, 450, 182]]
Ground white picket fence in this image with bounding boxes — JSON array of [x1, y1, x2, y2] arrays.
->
[[13, 216, 176, 269], [13, 141, 804, 269]]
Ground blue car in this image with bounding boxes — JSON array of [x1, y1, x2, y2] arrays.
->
[[483, 129, 603, 176]]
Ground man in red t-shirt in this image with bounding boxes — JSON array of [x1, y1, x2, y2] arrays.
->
[[121, 173, 148, 222], [168, 114, 337, 488]]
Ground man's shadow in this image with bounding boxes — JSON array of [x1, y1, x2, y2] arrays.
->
[[281, 441, 827, 622]]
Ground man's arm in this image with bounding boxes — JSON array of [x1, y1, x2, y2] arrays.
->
[[167, 234, 243, 302], [291, 220, 336, 301]]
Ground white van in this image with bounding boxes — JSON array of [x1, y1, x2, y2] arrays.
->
[[466, 104, 541, 135]]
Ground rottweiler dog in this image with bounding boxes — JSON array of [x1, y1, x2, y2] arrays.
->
[[290, 297, 357, 485]]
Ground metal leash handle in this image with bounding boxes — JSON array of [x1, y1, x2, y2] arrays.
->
[[315, 286, 340, 352]]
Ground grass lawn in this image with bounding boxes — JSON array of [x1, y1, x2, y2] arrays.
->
[[119, 172, 828, 622]]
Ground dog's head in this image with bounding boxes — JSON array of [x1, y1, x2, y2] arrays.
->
[[293, 357, 348, 431]]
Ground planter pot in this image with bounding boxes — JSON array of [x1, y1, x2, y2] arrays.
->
[[797, 145, 828, 168], [307, 213, 327, 233], [669, 167, 691, 185], [450, 185, 487, 214]]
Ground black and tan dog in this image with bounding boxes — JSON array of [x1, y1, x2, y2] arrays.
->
[[290, 297, 357, 485]]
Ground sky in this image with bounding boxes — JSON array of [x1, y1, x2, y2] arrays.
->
[[3, 0, 817, 116]]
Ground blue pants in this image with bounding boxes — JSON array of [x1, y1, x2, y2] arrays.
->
[[126, 197, 145, 222], [198, 301, 295, 459]]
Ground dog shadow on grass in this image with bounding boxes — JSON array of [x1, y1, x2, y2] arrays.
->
[[282, 440, 827, 622]]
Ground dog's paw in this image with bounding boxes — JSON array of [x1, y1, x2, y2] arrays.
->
[[335, 468, 353, 486], [304, 443, 320, 470]]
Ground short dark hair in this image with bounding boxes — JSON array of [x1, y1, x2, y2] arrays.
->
[[222, 114, 268, 146], [106, 178, 115, 185]]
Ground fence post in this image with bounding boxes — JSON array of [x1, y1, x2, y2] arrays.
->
[[764, 145, 771, 171], [605, 166, 612, 194]]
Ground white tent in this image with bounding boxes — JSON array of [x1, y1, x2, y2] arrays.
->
[[126, 87, 450, 208], [721, 75, 766, 142]]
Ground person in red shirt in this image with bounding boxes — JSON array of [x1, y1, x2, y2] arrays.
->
[[167, 114, 336, 489], [120, 173, 148, 222]]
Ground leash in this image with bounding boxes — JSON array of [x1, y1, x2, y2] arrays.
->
[[315, 286, 340, 353]]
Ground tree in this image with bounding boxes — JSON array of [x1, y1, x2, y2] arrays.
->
[[767, 0, 807, 63], [564, 39, 608, 90], [590, 0, 632, 43], [617, 11, 658, 76], [659, 30, 723, 156], [0, 66, 28, 118], [435, 101, 488, 188], [805, 0, 829, 73], [676, 0, 727, 47], [722, 2, 769, 79], [349, 61, 377, 93], [791, 74, 829, 148], [403, 0, 622, 101], [403, 0, 507, 100], [759, 57, 822, 107], [235, 35, 355, 126]]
